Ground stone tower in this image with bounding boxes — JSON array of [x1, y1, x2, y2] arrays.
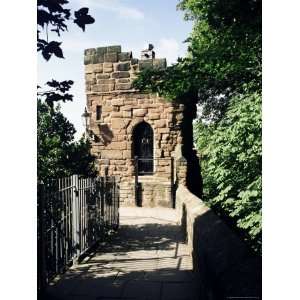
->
[[84, 45, 199, 207]]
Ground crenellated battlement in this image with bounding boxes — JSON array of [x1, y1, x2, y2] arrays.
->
[[84, 45, 166, 94]]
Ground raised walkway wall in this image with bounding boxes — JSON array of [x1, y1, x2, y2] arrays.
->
[[174, 146, 261, 299]]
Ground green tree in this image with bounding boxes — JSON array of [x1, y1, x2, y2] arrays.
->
[[134, 0, 261, 121], [133, 0, 262, 252], [195, 88, 261, 252], [37, 100, 96, 181], [37, 0, 96, 180]]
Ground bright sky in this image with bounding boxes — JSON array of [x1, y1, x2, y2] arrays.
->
[[38, 0, 193, 139]]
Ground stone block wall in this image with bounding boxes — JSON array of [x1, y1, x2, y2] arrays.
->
[[84, 46, 166, 94], [176, 186, 262, 300], [118, 177, 172, 208], [174, 144, 261, 298], [84, 45, 184, 207]]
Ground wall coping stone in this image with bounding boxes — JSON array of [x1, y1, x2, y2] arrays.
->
[[84, 45, 167, 71], [176, 184, 261, 299]]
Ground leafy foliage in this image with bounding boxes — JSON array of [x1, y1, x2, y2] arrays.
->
[[37, 100, 96, 181], [133, 0, 261, 122], [37, 1, 96, 181], [195, 89, 261, 252], [37, 0, 95, 61], [133, 61, 197, 103], [38, 79, 74, 108], [134, 0, 262, 252], [74, 7, 95, 31]]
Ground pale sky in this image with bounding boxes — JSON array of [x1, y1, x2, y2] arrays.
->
[[38, 0, 193, 139]]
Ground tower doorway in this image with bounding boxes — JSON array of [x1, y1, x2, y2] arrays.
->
[[133, 122, 154, 175]]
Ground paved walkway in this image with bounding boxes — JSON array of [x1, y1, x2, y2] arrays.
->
[[46, 207, 201, 300]]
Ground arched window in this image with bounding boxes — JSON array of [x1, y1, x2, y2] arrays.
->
[[133, 121, 154, 175]]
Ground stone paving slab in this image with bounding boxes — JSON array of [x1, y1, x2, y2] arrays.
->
[[161, 281, 201, 300], [45, 207, 201, 300], [122, 280, 162, 299]]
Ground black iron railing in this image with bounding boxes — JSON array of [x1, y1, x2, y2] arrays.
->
[[37, 175, 119, 295]]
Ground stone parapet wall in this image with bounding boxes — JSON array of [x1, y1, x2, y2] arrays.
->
[[176, 185, 262, 299], [176, 185, 210, 253], [174, 144, 188, 186]]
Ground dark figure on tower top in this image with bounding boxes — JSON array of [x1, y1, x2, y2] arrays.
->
[[141, 44, 155, 60]]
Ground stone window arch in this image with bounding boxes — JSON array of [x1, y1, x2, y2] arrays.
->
[[132, 121, 154, 175]]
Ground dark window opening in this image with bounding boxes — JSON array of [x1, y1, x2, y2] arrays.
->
[[94, 135, 100, 143], [96, 105, 102, 120], [133, 122, 154, 175]]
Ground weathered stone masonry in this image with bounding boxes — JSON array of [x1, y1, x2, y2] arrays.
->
[[84, 45, 188, 207]]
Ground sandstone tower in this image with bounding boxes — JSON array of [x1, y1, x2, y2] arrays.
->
[[84, 45, 200, 207]]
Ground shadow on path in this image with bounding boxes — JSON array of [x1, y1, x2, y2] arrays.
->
[[45, 208, 202, 300]]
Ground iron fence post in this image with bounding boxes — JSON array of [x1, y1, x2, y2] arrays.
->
[[38, 183, 47, 297], [100, 177, 105, 223], [134, 156, 139, 206], [72, 175, 80, 262], [117, 177, 120, 229], [170, 157, 175, 208]]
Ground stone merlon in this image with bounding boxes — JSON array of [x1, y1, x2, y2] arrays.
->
[[84, 45, 167, 71]]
